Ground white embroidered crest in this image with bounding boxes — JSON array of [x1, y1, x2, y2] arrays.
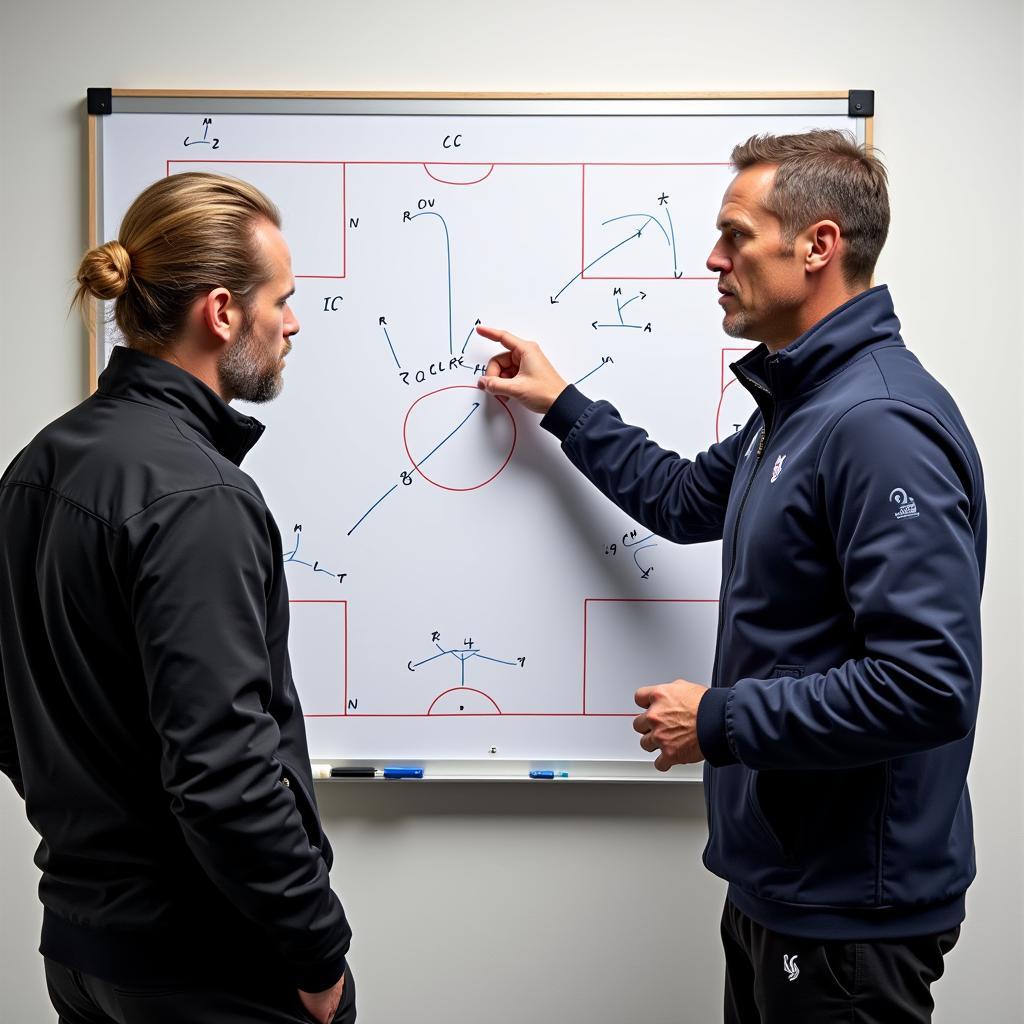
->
[[889, 487, 919, 520], [770, 454, 787, 483]]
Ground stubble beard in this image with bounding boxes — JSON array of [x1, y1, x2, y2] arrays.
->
[[218, 309, 284, 404], [722, 311, 752, 340]]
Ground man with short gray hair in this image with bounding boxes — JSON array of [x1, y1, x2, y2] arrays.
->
[[476, 131, 985, 1022]]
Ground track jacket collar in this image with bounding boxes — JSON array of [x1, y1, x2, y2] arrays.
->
[[732, 285, 904, 400], [97, 346, 265, 466]]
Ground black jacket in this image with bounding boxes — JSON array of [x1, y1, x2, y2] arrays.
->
[[0, 346, 350, 990], [542, 287, 985, 939]]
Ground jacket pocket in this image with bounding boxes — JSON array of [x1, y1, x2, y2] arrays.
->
[[746, 770, 791, 862], [278, 757, 326, 854], [755, 764, 889, 904]]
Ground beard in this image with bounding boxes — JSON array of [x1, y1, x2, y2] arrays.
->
[[218, 309, 284, 404], [721, 309, 754, 340]]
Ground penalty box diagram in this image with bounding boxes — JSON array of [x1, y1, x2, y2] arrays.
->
[[313, 598, 720, 720], [406, 631, 527, 716], [299, 599, 723, 719], [165, 156, 731, 293]]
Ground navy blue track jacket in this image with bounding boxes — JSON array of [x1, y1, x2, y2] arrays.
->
[[541, 286, 985, 939]]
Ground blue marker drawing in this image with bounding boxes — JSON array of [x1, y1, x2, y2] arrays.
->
[[346, 484, 399, 537], [600, 212, 671, 246], [550, 226, 650, 303], [551, 211, 675, 303], [632, 542, 658, 579], [410, 211, 453, 354], [665, 206, 679, 276], [592, 290, 648, 331], [283, 528, 346, 581], [347, 401, 481, 536], [617, 292, 643, 320], [574, 359, 612, 387], [622, 531, 655, 549], [413, 402, 479, 471], [382, 324, 401, 368], [408, 637, 520, 688], [183, 118, 218, 148]]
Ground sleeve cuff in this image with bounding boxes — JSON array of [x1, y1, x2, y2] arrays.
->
[[697, 686, 738, 767], [293, 954, 348, 994], [539, 385, 594, 441]]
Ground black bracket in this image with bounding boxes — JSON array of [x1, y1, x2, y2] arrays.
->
[[87, 88, 113, 116], [847, 90, 874, 118]]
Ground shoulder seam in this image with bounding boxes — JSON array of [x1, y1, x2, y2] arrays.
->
[[169, 415, 225, 484], [870, 351, 893, 399], [0, 480, 116, 531], [812, 397, 976, 498], [117, 482, 264, 532]]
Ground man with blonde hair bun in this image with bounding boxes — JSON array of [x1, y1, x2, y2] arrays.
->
[[0, 173, 354, 1024], [476, 130, 985, 1023]]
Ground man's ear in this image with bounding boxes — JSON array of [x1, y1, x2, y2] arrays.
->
[[200, 288, 235, 344], [804, 220, 842, 276]]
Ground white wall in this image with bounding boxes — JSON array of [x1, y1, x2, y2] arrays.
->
[[1, 1, 1021, 1021]]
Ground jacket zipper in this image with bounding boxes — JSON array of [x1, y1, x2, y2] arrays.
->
[[874, 761, 892, 904], [706, 363, 775, 850]]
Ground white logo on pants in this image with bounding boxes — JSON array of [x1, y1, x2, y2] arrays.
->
[[783, 954, 800, 982]]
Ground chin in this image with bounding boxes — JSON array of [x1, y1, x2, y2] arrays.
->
[[722, 316, 750, 340]]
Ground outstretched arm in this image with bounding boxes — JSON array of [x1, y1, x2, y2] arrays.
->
[[477, 325, 750, 544]]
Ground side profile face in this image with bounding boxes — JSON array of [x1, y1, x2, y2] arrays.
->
[[218, 219, 299, 403], [706, 164, 811, 348]]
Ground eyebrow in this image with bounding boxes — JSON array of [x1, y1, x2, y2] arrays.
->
[[280, 285, 296, 301], [717, 217, 755, 232]]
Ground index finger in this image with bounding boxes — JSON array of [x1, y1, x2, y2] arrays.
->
[[634, 686, 656, 709], [476, 325, 529, 353]]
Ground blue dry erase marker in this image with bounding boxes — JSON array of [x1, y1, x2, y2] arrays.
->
[[529, 770, 569, 779], [382, 767, 424, 779]]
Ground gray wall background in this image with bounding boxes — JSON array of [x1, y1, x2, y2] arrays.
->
[[1, 1, 1021, 1020]]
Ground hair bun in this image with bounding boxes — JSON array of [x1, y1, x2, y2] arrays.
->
[[76, 240, 132, 300]]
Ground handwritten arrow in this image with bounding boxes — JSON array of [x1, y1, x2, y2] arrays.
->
[[550, 229, 643, 303], [410, 211, 454, 353]]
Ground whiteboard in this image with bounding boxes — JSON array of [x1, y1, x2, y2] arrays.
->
[[92, 94, 868, 780]]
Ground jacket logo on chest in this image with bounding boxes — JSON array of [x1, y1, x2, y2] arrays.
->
[[889, 487, 920, 519], [770, 454, 787, 483]]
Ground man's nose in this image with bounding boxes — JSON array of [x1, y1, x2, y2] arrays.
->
[[706, 243, 731, 275]]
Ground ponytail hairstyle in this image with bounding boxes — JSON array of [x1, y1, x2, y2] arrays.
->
[[73, 172, 281, 352]]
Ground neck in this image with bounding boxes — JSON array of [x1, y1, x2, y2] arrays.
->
[[763, 282, 868, 353], [155, 344, 230, 402]]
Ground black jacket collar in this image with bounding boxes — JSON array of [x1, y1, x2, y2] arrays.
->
[[732, 285, 904, 401], [97, 346, 265, 466]]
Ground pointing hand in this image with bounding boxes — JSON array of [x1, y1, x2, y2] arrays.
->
[[475, 326, 568, 415]]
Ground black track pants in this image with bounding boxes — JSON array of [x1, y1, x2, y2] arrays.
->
[[722, 899, 959, 1024], [44, 959, 356, 1024]]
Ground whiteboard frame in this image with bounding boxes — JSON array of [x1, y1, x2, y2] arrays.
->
[[86, 91, 872, 782]]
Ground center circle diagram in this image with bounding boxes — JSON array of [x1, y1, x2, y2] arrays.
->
[[402, 385, 517, 492]]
